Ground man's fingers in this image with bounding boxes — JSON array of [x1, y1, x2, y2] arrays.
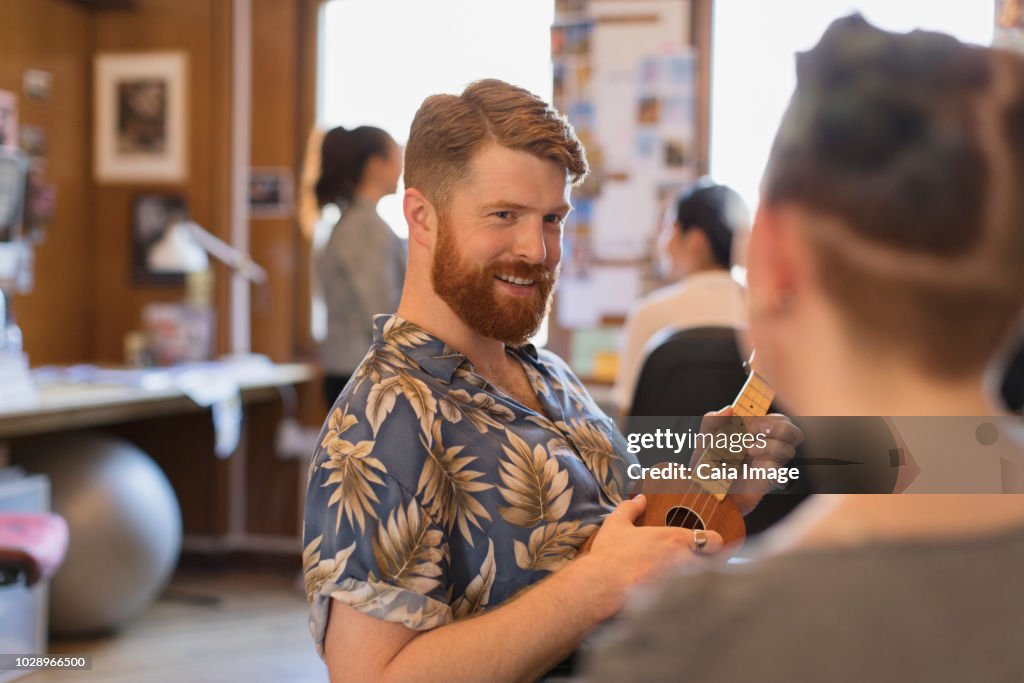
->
[[698, 406, 735, 433], [609, 493, 647, 525], [757, 415, 805, 447]]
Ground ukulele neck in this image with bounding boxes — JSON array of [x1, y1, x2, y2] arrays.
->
[[694, 370, 776, 500], [733, 371, 774, 417]]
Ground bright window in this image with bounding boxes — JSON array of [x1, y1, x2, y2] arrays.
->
[[710, 2, 996, 211]]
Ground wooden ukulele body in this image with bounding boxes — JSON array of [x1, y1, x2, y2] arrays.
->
[[640, 470, 746, 548]]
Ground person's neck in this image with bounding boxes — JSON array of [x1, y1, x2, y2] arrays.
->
[[680, 264, 729, 282], [762, 493, 1024, 555], [352, 184, 385, 206], [779, 338, 1000, 416], [396, 287, 510, 377]]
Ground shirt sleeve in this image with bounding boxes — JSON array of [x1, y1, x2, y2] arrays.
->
[[303, 400, 453, 656]]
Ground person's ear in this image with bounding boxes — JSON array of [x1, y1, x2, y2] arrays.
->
[[683, 226, 713, 266], [404, 187, 437, 249], [748, 203, 807, 318], [363, 154, 387, 183]]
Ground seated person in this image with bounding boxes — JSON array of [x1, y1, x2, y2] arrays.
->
[[585, 15, 1024, 682], [613, 180, 749, 414], [301, 79, 802, 682]]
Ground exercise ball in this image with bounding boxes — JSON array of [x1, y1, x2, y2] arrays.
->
[[13, 431, 182, 635]]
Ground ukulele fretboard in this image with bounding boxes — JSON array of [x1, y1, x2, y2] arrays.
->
[[693, 371, 776, 499], [733, 372, 774, 417]]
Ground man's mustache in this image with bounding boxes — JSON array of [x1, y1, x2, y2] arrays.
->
[[484, 261, 557, 284]]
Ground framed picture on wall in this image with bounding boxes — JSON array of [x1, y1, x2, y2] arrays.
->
[[131, 193, 189, 285], [94, 52, 188, 183]]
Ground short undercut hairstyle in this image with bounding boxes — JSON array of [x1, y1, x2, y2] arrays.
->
[[763, 14, 1024, 377], [404, 79, 589, 212]]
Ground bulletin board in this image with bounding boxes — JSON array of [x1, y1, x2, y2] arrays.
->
[[549, 0, 712, 382]]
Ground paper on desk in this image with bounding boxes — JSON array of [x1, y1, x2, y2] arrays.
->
[[175, 368, 242, 458], [0, 351, 38, 410]]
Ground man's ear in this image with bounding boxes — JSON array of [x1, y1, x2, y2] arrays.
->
[[404, 187, 437, 249]]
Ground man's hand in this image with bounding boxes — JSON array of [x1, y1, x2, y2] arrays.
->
[[696, 407, 804, 514], [582, 493, 723, 619]]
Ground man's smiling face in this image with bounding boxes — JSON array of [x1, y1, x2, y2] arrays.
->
[[430, 143, 571, 346]]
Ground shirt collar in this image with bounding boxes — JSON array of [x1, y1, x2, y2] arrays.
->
[[372, 314, 540, 383], [685, 269, 739, 288]]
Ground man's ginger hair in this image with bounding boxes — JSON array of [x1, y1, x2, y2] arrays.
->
[[763, 15, 1024, 377], [404, 79, 588, 213]]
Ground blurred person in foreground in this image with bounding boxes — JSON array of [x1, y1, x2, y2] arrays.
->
[[585, 14, 1024, 683]]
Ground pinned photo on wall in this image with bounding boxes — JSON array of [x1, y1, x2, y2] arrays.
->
[[637, 96, 661, 125], [634, 128, 659, 164], [663, 139, 688, 168], [22, 69, 53, 103], [0, 90, 18, 149], [94, 52, 187, 183], [249, 167, 295, 219], [19, 125, 46, 158]]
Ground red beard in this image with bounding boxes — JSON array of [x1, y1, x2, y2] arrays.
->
[[431, 218, 557, 346]]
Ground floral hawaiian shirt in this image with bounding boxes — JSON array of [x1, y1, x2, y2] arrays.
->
[[303, 314, 634, 654]]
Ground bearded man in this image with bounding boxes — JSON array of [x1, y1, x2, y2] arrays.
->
[[302, 79, 800, 682]]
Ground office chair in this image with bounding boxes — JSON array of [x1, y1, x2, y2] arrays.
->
[[627, 325, 748, 418]]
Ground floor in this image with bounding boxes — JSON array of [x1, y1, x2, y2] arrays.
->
[[29, 569, 329, 683]]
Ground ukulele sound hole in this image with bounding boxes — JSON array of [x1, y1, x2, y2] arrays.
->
[[665, 506, 706, 530]]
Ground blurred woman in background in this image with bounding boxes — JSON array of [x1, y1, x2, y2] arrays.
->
[[314, 125, 406, 407]]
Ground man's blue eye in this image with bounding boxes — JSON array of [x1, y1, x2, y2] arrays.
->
[[494, 211, 512, 219], [545, 214, 565, 225]]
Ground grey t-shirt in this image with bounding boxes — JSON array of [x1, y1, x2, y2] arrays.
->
[[583, 524, 1024, 682], [317, 198, 406, 375]]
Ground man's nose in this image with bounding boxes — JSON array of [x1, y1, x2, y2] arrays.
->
[[512, 218, 547, 264]]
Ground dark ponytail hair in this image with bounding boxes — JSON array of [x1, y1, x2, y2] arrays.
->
[[315, 125, 394, 208]]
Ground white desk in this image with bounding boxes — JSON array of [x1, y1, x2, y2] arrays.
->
[[0, 363, 315, 439]]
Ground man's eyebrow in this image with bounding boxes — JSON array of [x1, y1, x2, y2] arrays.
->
[[481, 201, 574, 215]]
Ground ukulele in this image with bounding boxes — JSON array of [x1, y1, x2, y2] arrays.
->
[[584, 353, 775, 553], [637, 356, 774, 550]]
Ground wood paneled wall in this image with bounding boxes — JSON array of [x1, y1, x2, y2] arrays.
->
[[3, 0, 320, 545], [2, 0, 94, 365], [4, 0, 319, 366], [91, 0, 235, 362], [250, 0, 301, 362]]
